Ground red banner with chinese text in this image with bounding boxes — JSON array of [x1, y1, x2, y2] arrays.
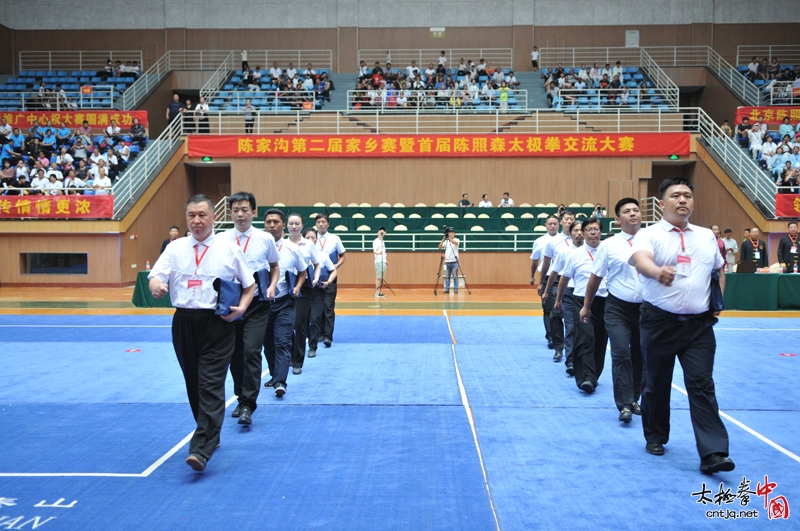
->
[[0, 111, 148, 129], [776, 194, 800, 218], [735, 106, 800, 125], [187, 133, 690, 158], [0, 195, 113, 219]]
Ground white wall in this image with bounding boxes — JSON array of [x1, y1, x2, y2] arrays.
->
[[3, 0, 798, 30]]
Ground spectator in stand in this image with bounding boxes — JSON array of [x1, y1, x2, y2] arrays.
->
[[106, 120, 123, 143], [589, 63, 602, 84], [183, 98, 194, 133], [303, 63, 317, 78], [506, 70, 519, 88], [458, 194, 471, 207], [770, 147, 788, 179], [761, 135, 778, 166], [63, 170, 84, 195], [720, 119, 733, 139], [358, 61, 369, 81], [9, 128, 24, 150], [736, 117, 752, 148], [105, 149, 120, 179], [0, 118, 11, 139], [45, 162, 63, 182], [747, 124, 764, 160], [56, 123, 71, 146], [89, 148, 107, 167], [477, 58, 487, 74], [594, 204, 605, 218], [499, 192, 515, 207], [166, 94, 183, 124], [286, 63, 297, 79], [130, 118, 147, 149], [493, 68, 505, 86], [71, 137, 88, 162], [195, 97, 210, 134], [1, 160, 15, 186], [130, 61, 140, 78], [531, 46, 539, 71], [406, 60, 420, 81], [1, 139, 22, 166], [75, 159, 89, 182], [779, 117, 795, 138], [777, 164, 798, 193], [746, 57, 759, 82], [93, 168, 112, 195], [546, 82, 559, 108], [116, 141, 130, 168], [478, 194, 492, 207], [243, 99, 255, 134], [768, 58, 781, 80], [30, 169, 48, 193], [240, 50, 248, 71], [46, 173, 63, 195], [269, 62, 281, 83], [757, 58, 770, 82], [41, 129, 56, 157]]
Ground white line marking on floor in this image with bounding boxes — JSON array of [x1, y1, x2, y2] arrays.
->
[[0, 370, 271, 478], [445, 311, 501, 531], [671, 383, 800, 465]]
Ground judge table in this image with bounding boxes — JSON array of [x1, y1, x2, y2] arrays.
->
[[132, 271, 173, 308], [723, 273, 800, 311]]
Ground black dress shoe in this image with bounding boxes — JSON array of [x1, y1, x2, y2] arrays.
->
[[547, 341, 555, 349], [186, 454, 207, 471], [231, 405, 241, 418], [646, 442, 665, 456], [238, 407, 252, 426], [619, 407, 633, 423], [700, 453, 735, 474], [631, 401, 642, 415], [553, 349, 563, 362], [565, 364, 574, 376], [323, 338, 332, 348], [579, 380, 595, 394], [264, 379, 276, 388], [274, 382, 286, 397]]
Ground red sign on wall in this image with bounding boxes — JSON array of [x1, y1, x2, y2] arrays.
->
[[735, 106, 800, 125], [0, 195, 114, 219], [187, 133, 691, 159], [776, 194, 800, 218]]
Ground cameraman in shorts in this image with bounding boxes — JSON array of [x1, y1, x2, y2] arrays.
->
[[438, 227, 460, 294]]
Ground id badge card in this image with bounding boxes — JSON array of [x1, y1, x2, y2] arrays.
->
[[791, 246, 797, 254], [676, 253, 691, 277], [188, 278, 203, 299], [754, 251, 761, 260]]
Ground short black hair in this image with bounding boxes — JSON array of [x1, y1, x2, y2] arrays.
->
[[560, 209, 575, 219], [229, 191, 256, 211], [315, 213, 329, 222], [724, 228, 732, 234], [789, 221, 799, 228], [170, 225, 179, 231], [614, 197, 639, 216], [581, 217, 602, 233], [545, 214, 559, 223], [568, 220, 583, 234], [264, 208, 285, 222], [185, 194, 214, 211], [659, 177, 693, 199], [287, 212, 304, 223], [303, 226, 317, 237]]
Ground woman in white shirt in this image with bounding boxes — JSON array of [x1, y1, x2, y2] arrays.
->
[[106, 120, 122, 142], [63, 170, 85, 194], [47, 174, 64, 195], [195, 97, 210, 134]]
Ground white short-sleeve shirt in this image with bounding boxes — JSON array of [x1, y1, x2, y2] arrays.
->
[[274, 238, 308, 299], [148, 233, 254, 309], [629, 218, 724, 314], [530, 232, 557, 270], [561, 243, 607, 298], [543, 232, 570, 276], [221, 227, 280, 294], [373, 237, 387, 264], [591, 231, 643, 303], [315, 231, 346, 261]]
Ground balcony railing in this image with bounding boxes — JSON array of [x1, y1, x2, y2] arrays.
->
[[0, 86, 122, 111], [18, 50, 143, 73], [736, 46, 800, 69], [358, 49, 514, 71], [111, 116, 183, 219], [346, 88, 528, 113], [767, 81, 800, 106]]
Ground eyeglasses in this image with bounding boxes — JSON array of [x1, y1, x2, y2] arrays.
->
[[584, 228, 601, 234]]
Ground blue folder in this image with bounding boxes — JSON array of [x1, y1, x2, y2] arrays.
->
[[254, 268, 271, 301], [212, 277, 243, 320]]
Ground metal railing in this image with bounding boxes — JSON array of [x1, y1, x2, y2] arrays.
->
[[116, 50, 234, 111], [0, 86, 122, 111], [358, 49, 514, 70], [639, 196, 663, 224], [239, 50, 333, 71], [18, 51, 143, 73], [767, 81, 800, 106], [346, 88, 528, 112], [540, 46, 763, 106], [199, 52, 235, 101], [111, 116, 184, 219], [554, 88, 670, 111], [736, 46, 800, 69], [213, 196, 230, 232], [639, 48, 679, 108], [206, 90, 317, 109]]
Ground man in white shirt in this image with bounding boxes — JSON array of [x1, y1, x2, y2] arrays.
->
[[45, 162, 63, 181], [373, 227, 388, 298], [580, 198, 644, 422], [530, 215, 560, 348], [46, 174, 64, 195], [555, 217, 607, 394], [531, 46, 539, 71], [286, 63, 297, 79], [540, 210, 577, 362], [478, 194, 492, 207], [0, 117, 11, 139], [314, 214, 346, 347], [92, 169, 112, 195], [493, 69, 505, 85], [30, 169, 48, 192], [543, 219, 583, 373], [499, 192, 514, 207], [269, 62, 282, 82], [406, 61, 419, 80], [221, 192, 280, 423], [149, 194, 255, 472], [438, 228, 460, 294], [721, 228, 738, 268], [612, 61, 624, 80], [629, 177, 733, 474], [263, 208, 308, 391]]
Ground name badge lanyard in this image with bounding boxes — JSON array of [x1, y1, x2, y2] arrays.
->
[[672, 228, 692, 275], [195, 243, 210, 274], [235, 233, 252, 254], [789, 234, 798, 256]]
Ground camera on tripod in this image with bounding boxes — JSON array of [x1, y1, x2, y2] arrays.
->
[[442, 225, 454, 235]]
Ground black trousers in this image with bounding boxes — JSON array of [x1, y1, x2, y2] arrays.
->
[[541, 275, 554, 344], [548, 279, 564, 351], [198, 117, 210, 134], [562, 288, 575, 367], [171, 309, 235, 461], [307, 287, 326, 350], [605, 294, 644, 411], [320, 279, 338, 342], [639, 302, 729, 458], [571, 295, 608, 388], [292, 285, 325, 368], [230, 299, 270, 411], [263, 295, 296, 385]]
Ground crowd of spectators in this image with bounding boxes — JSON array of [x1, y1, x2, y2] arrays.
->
[[744, 57, 800, 84], [223, 62, 333, 109], [542, 61, 652, 108], [351, 54, 519, 110], [727, 114, 800, 193], [0, 116, 148, 196]]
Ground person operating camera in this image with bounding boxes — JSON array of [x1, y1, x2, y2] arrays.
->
[[438, 228, 460, 294]]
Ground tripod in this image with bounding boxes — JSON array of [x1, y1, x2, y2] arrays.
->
[[433, 237, 472, 296], [375, 263, 395, 297]]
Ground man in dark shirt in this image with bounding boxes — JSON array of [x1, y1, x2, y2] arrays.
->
[[740, 227, 768, 268], [458, 193, 471, 208], [166, 94, 184, 123], [777, 221, 799, 273], [160, 225, 181, 254], [736, 117, 752, 148]]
